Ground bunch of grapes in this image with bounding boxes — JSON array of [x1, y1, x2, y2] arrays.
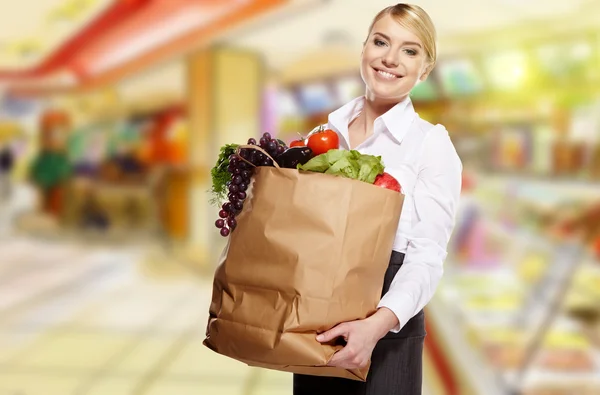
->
[[215, 132, 288, 237], [257, 132, 287, 158]]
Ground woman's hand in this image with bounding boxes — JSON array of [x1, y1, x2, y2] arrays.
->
[[316, 307, 399, 369]]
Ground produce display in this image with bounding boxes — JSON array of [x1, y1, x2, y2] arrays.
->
[[434, 177, 600, 395], [209, 129, 402, 237]]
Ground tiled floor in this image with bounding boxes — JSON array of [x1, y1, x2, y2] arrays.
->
[[0, 234, 439, 395], [0, 235, 292, 395]]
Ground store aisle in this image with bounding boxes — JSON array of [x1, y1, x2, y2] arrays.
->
[[0, 235, 442, 395], [0, 235, 293, 395]]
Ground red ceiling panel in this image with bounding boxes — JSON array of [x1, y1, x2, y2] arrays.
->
[[3, 0, 287, 94]]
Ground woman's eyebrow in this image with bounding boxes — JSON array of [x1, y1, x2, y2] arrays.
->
[[373, 32, 422, 48]]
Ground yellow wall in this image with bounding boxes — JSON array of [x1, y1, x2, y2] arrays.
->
[[185, 46, 263, 267]]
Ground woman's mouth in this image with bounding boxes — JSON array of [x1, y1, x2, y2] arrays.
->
[[374, 68, 401, 80]]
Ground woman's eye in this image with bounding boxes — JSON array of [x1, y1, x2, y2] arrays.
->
[[404, 48, 418, 56], [374, 39, 386, 47]]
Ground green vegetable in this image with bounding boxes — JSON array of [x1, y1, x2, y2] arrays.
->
[[298, 149, 384, 184], [209, 143, 239, 206]]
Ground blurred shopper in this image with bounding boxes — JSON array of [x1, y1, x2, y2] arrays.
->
[[0, 142, 14, 200], [293, 4, 462, 395], [29, 110, 72, 217]]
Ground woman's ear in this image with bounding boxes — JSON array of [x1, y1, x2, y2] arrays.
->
[[419, 63, 433, 82]]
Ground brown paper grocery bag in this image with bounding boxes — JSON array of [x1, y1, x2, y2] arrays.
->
[[204, 166, 404, 381]]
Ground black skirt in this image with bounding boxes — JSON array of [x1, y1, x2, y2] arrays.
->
[[293, 251, 426, 395]]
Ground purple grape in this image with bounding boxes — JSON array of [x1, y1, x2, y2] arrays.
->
[[237, 191, 246, 200], [223, 202, 232, 212], [220, 227, 230, 237], [248, 138, 257, 145], [219, 210, 228, 218], [276, 145, 285, 155], [215, 219, 225, 228], [239, 183, 248, 191], [261, 160, 273, 167], [227, 163, 235, 173], [228, 192, 237, 201], [232, 167, 241, 175], [229, 184, 239, 193], [241, 170, 251, 180], [227, 217, 237, 229], [256, 153, 265, 162], [232, 175, 243, 185], [233, 200, 244, 210], [239, 149, 249, 159], [259, 137, 267, 146], [267, 141, 276, 151], [263, 132, 272, 140], [238, 161, 247, 170]]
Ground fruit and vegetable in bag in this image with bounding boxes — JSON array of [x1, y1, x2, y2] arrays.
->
[[373, 172, 402, 193], [209, 128, 401, 238], [275, 146, 313, 168], [306, 127, 339, 156], [210, 132, 285, 237], [298, 149, 384, 184], [209, 143, 240, 205], [289, 138, 306, 148]]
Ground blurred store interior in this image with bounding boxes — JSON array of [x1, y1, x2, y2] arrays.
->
[[1, 0, 600, 394]]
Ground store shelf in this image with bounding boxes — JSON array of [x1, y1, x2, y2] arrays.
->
[[478, 174, 600, 202], [427, 295, 507, 395], [432, 180, 600, 395]]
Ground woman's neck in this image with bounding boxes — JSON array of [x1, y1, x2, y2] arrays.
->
[[360, 94, 407, 136]]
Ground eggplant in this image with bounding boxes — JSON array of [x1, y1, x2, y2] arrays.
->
[[275, 147, 313, 169]]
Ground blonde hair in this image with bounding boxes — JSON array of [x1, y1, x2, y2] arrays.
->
[[367, 4, 437, 70]]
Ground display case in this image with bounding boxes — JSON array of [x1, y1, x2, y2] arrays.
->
[[428, 177, 600, 395]]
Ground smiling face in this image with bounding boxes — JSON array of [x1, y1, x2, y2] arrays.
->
[[360, 14, 432, 104]]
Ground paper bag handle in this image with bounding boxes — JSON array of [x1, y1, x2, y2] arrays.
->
[[235, 144, 281, 169]]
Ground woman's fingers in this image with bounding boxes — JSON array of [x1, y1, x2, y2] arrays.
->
[[319, 321, 372, 369], [328, 345, 353, 366], [316, 323, 348, 343]]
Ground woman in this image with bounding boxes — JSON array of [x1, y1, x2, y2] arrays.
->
[[293, 4, 462, 394]]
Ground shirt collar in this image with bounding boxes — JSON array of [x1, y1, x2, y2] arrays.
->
[[328, 95, 417, 147]]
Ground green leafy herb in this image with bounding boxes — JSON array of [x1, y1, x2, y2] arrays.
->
[[298, 149, 384, 184], [209, 143, 239, 206]]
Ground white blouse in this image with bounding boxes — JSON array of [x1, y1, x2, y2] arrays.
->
[[325, 96, 462, 332]]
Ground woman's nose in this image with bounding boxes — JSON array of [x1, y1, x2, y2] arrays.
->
[[382, 50, 400, 68]]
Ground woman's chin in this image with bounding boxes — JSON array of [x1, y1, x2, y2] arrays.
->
[[366, 88, 408, 102]]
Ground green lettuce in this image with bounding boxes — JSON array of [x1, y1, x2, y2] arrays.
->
[[298, 149, 384, 184]]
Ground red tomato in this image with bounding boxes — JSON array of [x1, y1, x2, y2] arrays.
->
[[307, 129, 339, 155], [289, 139, 306, 148]]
